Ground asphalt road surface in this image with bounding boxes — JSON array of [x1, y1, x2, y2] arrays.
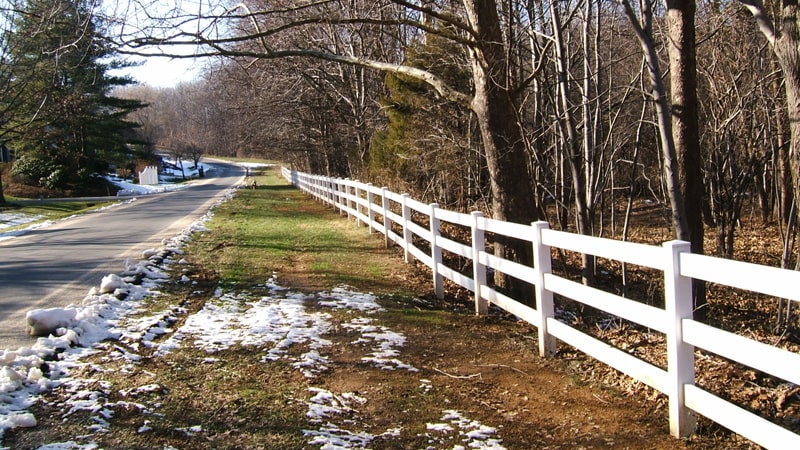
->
[[0, 159, 246, 350]]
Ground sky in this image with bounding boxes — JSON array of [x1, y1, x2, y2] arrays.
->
[[104, 0, 212, 88], [115, 56, 203, 88], [0, 162, 507, 450]]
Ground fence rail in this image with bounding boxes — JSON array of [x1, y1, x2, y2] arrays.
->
[[282, 167, 800, 449]]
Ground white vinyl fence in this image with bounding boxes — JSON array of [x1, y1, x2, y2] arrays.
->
[[281, 167, 800, 449], [138, 165, 159, 185]]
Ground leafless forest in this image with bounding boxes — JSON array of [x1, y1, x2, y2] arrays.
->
[[116, 0, 800, 325]]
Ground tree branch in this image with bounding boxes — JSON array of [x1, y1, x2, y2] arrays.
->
[[738, 0, 778, 45]]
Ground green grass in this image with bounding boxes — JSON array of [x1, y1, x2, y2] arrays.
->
[[0, 200, 116, 231], [188, 166, 400, 292], [1, 164, 715, 450], [2, 164, 453, 449]]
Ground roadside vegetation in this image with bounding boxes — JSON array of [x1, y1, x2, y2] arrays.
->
[[188, 168, 405, 290], [0, 200, 117, 233], [2, 166, 729, 449]]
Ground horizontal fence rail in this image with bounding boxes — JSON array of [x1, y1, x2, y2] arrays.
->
[[282, 167, 800, 449]]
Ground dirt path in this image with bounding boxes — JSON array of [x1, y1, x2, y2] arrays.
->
[[4, 285, 719, 449], [2, 171, 732, 449], [348, 297, 705, 449]]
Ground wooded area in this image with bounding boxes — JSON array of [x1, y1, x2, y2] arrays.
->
[[0, 0, 145, 201], [114, 0, 800, 300], [3, 1, 800, 441]]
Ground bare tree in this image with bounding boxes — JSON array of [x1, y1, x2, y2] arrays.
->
[[740, 0, 800, 243], [617, 0, 689, 240], [550, 0, 595, 283], [187, 145, 204, 169], [113, 0, 545, 297], [171, 146, 187, 180], [696, 6, 776, 258]]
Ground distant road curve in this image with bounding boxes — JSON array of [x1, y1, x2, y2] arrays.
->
[[0, 159, 245, 350]]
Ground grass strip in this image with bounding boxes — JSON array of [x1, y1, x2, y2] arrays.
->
[[3, 165, 718, 450], [0, 200, 117, 231], [188, 165, 415, 293]]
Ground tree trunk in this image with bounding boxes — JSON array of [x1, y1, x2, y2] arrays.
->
[[464, 0, 538, 300], [551, 0, 594, 284], [0, 170, 5, 205], [665, 0, 706, 317], [740, 0, 800, 256], [618, 0, 690, 242], [776, 40, 800, 236], [759, 1, 800, 262], [775, 79, 793, 224]]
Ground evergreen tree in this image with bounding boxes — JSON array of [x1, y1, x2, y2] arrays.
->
[[0, 0, 25, 203], [4, 0, 144, 191], [370, 33, 479, 209]]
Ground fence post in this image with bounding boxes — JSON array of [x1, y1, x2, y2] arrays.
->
[[663, 240, 696, 438], [347, 182, 353, 219], [367, 184, 375, 234], [471, 211, 488, 315], [354, 183, 363, 226], [348, 183, 353, 219], [401, 193, 412, 263], [332, 179, 339, 211], [382, 187, 391, 248], [430, 203, 444, 299], [532, 221, 556, 357], [345, 179, 354, 220], [337, 179, 345, 215], [355, 183, 360, 223], [328, 178, 335, 207]]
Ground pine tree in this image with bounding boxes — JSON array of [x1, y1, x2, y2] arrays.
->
[[4, 0, 144, 191]]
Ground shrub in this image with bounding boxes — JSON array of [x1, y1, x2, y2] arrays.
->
[[11, 154, 66, 188]]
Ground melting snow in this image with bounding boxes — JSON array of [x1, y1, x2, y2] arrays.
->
[[425, 410, 506, 450], [0, 162, 507, 449], [0, 212, 43, 230]]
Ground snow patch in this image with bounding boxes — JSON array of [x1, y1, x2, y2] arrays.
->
[[424, 410, 506, 450], [0, 178, 235, 442]]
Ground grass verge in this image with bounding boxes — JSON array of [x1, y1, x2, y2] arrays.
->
[[0, 200, 117, 233], [189, 167, 423, 292], [3, 166, 720, 449]]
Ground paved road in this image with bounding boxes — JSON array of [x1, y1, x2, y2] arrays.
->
[[0, 160, 245, 350]]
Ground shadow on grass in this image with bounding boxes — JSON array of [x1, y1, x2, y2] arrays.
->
[[259, 184, 297, 191]]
